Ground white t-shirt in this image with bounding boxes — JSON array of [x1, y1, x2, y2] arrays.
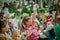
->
[[39, 25, 47, 38], [39, 30, 47, 38], [9, 18, 19, 29], [47, 21, 54, 30]]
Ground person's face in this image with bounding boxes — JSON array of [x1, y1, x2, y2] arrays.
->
[[12, 14, 16, 19], [12, 30, 20, 40], [41, 21, 44, 24], [43, 24, 47, 29], [5, 16, 9, 22], [2, 22, 9, 32], [26, 19, 32, 26], [35, 23, 38, 30]]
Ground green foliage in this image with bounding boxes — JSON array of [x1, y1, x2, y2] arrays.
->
[[21, 6, 33, 14], [29, 7, 33, 13], [21, 6, 28, 14], [8, 4, 20, 16], [8, 5, 17, 13], [38, 7, 45, 13], [49, 4, 58, 11]]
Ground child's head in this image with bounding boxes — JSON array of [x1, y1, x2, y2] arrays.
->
[[12, 29, 20, 40], [0, 13, 8, 33], [34, 22, 38, 30], [12, 13, 16, 19], [40, 19, 44, 24], [22, 16, 32, 26], [43, 22, 47, 29]]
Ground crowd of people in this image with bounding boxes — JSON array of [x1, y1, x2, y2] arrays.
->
[[0, 11, 58, 40], [0, 0, 60, 40]]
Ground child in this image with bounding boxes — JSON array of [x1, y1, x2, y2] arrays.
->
[[12, 29, 20, 40], [38, 22, 48, 40], [22, 16, 39, 40], [0, 12, 13, 40]]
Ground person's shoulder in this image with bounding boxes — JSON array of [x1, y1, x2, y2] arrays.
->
[[5, 33, 14, 40], [0, 33, 6, 37], [0, 33, 6, 40], [0, 33, 13, 40]]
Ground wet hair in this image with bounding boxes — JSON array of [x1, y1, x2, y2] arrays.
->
[[43, 22, 47, 29], [22, 16, 31, 25], [40, 19, 43, 21], [37, 11, 41, 13], [43, 22, 47, 25], [0, 12, 6, 32]]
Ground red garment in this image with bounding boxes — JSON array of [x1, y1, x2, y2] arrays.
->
[[45, 16, 50, 22]]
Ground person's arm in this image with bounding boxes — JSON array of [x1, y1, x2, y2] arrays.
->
[[55, 9, 59, 24], [55, 0, 60, 24]]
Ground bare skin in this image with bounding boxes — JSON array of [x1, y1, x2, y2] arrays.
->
[[55, 0, 60, 24]]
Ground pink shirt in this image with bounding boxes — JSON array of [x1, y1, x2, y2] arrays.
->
[[23, 26, 39, 40]]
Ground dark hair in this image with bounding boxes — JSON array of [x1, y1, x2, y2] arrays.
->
[[43, 22, 47, 29], [40, 19, 43, 21], [22, 16, 30, 25], [50, 15, 52, 17], [0, 12, 4, 16], [43, 22, 47, 25], [0, 12, 6, 32], [14, 14, 16, 16], [38, 11, 40, 13]]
